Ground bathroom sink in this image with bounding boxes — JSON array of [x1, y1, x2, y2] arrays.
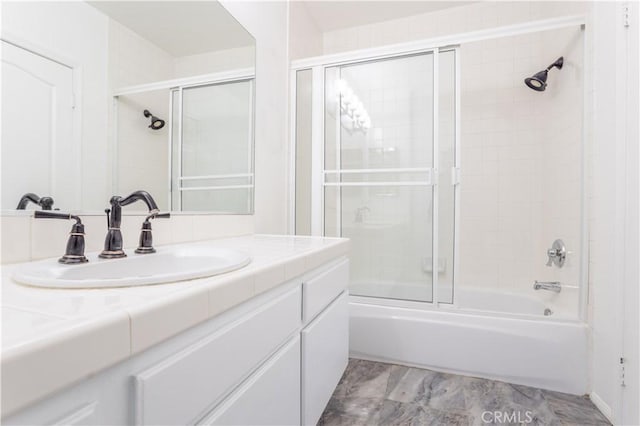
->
[[11, 246, 251, 289]]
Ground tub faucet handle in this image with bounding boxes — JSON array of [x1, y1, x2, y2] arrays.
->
[[546, 239, 566, 268]]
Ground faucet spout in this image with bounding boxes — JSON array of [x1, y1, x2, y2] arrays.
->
[[106, 191, 159, 229], [119, 190, 159, 212], [16, 193, 54, 210], [100, 190, 160, 259], [533, 281, 562, 293]]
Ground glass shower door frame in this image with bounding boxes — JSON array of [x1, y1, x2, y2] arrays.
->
[[300, 47, 460, 307], [169, 77, 255, 213]]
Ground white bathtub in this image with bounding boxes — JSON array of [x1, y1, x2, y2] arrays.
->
[[349, 281, 574, 318], [348, 297, 589, 395]]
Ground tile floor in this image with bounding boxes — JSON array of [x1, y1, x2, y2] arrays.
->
[[319, 359, 611, 426]]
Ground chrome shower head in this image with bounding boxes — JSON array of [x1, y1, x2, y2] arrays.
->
[[524, 57, 563, 92], [143, 109, 165, 130]]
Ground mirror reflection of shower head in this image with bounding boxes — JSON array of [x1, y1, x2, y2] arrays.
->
[[143, 109, 165, 130], [524, 56, 564, 92]]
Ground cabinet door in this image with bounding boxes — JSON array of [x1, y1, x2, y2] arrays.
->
[[134, 287, 301, 425], [301, 292, 349, 426], [198, 337, 301, 426]]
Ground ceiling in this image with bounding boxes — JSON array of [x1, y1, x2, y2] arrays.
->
[[88, 1, 255, 57], [300, 1, 474, 32]]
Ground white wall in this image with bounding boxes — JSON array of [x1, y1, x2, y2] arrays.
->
[[220, 0, 290, 234], [173, 46, 255, 78], [289, 2, 323, 60], [589, 2, 639, 424]]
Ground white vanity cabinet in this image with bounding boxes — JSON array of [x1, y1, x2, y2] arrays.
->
[[301, 261, 350, 426], [3, 257, 349, 426], [198, 336, 302, 426]]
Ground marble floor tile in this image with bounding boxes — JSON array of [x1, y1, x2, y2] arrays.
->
[[374, 400, 474, 426], [319, 359, 611, 426], [541, 389, 611, 425], [332, 359, 395, 400]]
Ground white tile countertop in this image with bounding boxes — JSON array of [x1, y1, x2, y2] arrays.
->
[[1, 234, 349, 417]]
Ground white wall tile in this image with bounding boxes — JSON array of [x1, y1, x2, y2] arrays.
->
[[1, 216, 31, 264]]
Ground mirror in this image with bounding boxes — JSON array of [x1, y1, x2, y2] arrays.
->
[[1, 1, 255, 214]]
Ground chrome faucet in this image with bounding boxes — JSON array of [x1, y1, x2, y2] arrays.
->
[[100, 190, 159, 259], [546, 239, 566, 268], [534, 281, 562, 293]]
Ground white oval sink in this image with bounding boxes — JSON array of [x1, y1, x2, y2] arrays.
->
[[11, 246, 251, 289]]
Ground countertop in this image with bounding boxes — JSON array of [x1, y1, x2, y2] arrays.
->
[[1, 234, 349, 417]]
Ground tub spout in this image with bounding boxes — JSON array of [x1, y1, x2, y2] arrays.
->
[[534, 281, 561, 293]]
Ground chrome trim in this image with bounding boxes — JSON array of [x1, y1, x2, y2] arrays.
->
[[534, 281, 562, 293]]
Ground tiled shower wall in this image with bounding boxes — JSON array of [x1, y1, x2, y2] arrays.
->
[[456, 26, 584, 316]]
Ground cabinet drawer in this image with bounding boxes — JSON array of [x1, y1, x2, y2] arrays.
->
[[301, 291, 349, 426], [303, 259, 348, 323], [198, 337, 301, 426], [134, 286, 301, 426], [4, 401, 99, 426]]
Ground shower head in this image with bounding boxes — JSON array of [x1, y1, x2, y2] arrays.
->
[[143, 109, 165, 130], [524, 56, 563, 92]]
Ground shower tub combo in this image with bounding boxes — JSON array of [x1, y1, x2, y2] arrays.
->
[[291, 15, 588, 395]]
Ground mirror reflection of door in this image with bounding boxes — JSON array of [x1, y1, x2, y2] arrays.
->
[[1, 41, 78, 211]]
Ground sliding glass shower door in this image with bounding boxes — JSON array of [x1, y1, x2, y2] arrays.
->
[[171, 79, 254, 213], [321, 51, 457, 304]]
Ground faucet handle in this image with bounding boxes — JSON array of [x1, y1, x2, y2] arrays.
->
[[546, 239, 566, 268], [34, 211, 88, 264], [104, 208, 111, 228], [546, 249, 556, 266], [135, 212, 170, 254]]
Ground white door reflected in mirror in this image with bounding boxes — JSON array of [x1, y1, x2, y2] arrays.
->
[[1, 41, 78, 211]]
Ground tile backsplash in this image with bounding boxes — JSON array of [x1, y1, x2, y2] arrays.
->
[[0, 214, 254, 265]]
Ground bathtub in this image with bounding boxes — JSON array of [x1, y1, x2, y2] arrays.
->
[[348, 292, 589, 395]]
